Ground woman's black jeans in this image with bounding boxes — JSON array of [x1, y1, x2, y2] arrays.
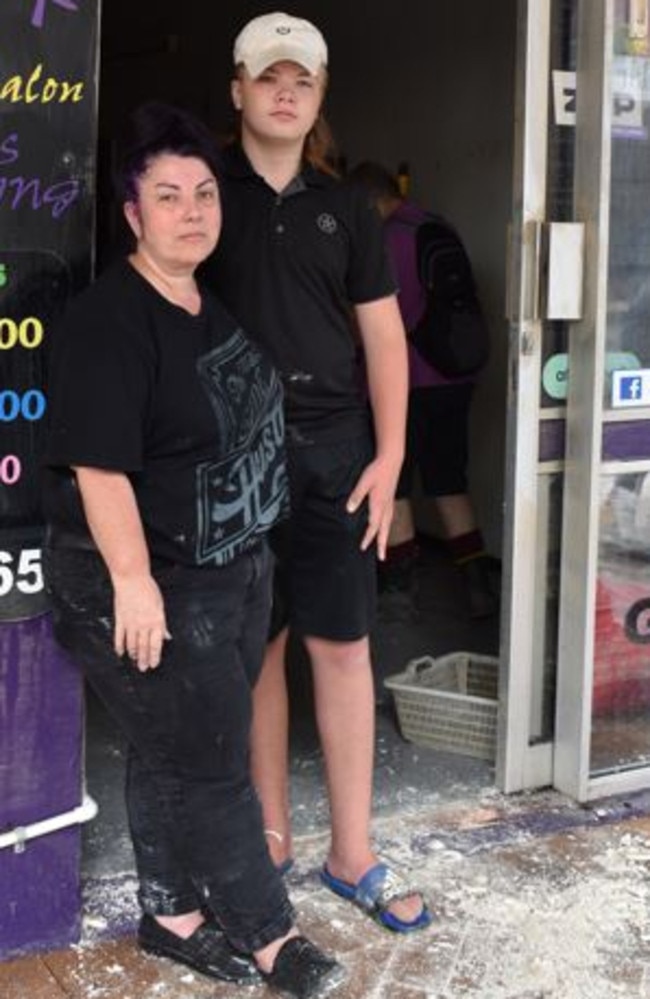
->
[[44, 542, 294, 953]]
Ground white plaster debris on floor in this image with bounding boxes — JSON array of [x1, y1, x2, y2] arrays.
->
[[72, 790, 650, 999], [291, 819, 650, 999]]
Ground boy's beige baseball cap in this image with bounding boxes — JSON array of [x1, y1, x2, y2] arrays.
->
[[234, 12, 328, 78]]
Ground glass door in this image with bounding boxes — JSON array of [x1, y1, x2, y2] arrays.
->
[[498, 0, 650, 800], [556, 0, 650, 800]]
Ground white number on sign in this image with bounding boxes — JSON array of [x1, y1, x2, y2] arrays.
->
[[0, 549, 44, 596]]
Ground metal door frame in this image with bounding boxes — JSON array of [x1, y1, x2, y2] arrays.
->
[[497, 0, 555, 792]]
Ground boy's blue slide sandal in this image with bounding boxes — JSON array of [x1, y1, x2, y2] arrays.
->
[[320, 862, 433, 933]]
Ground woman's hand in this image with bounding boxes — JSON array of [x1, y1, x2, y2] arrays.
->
[[73, 467, 171, 672], [346, 454, 402, 561], [112, 573, 171, 672]]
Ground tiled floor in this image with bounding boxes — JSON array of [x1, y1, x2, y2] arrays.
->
[[4, 540, 650, 997]]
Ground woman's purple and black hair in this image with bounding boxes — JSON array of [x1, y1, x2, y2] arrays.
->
[[114, 102, 222, 203]]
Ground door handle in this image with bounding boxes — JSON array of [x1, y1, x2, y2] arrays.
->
[[545, 222, 585, 320], [506, 221, 585, 323]]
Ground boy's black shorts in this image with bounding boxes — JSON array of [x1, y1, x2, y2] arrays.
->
[[397, 383, 474, 499], [269, 430, 377, 643]]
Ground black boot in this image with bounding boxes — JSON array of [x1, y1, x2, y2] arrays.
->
[[459, 555, 500, 619], [377, 542, 419, 622]]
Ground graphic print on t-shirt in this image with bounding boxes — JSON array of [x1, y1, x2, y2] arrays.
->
[[195, 330, 286, 565]]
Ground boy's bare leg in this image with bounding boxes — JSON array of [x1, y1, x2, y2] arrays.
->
[[250, 627, 293, 869], [307, 634, 425, 923]]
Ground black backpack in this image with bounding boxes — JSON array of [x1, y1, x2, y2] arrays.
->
[[407, 215, 490, 377]]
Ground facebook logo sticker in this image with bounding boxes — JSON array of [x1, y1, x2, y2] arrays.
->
[[619, 376, 642, 400], [612, 369, 650, 408]]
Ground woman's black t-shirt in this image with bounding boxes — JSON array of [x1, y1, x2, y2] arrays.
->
[[42, 259, 288, 567]]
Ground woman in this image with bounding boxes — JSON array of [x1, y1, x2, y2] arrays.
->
[[42, 102, 344, 998], [203, 13, 431, 933]]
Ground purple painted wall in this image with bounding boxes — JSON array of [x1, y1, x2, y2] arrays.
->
[[0, 615, 84, 957], [0, 0, 100, 956]]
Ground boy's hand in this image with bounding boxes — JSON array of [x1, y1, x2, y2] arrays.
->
[[346, 456, 401, 560]]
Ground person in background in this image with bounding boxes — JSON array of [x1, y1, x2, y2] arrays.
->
[[42, 101, 344, 999], [348, 161, 499, 620], [203, 12, 431, 933]]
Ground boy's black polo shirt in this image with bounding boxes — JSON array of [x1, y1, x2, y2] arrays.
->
[[202, 144, 395, 441]]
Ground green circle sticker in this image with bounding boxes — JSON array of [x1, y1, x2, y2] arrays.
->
[[542, 351, 641, 400], [542, 354, 570, 400]]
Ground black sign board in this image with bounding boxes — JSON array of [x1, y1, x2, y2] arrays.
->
[[0, 0, 100, 619]]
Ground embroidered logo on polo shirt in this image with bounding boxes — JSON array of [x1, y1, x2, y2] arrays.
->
[[317, 212, 337, 235]]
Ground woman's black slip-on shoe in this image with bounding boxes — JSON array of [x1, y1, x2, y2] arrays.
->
[[261, 936, 346, 999], [137, 914, 260, 984]]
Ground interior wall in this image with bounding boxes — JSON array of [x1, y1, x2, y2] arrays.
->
[[99, 1, 518, 553]]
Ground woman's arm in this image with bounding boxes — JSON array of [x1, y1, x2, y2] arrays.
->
[[349, 294, 409, 559], [74, 466, 170, 671]]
